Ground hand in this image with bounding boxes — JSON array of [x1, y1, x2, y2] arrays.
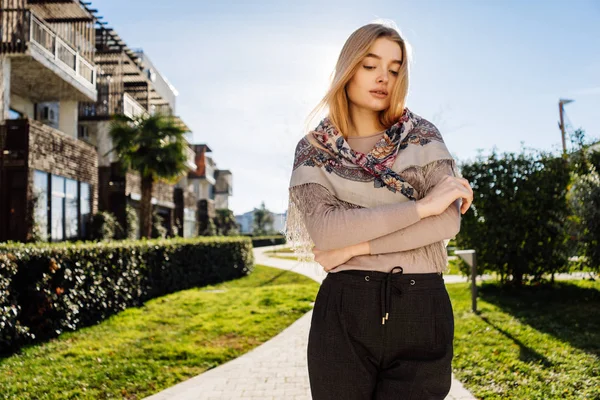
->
[[311, 245, 355, 272], [416, 175, 473, 217]]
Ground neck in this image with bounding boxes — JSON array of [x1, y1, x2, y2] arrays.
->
[[347, 105, 386, 137]]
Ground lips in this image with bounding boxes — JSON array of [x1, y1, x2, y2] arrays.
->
[[370, 89, 388, 99], [370, 89, 388, 95]]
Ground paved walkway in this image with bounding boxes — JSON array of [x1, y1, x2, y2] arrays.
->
[[144, 245, 478, 399]]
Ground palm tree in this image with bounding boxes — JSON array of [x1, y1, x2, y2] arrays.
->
[[106, 112, 190, 238]]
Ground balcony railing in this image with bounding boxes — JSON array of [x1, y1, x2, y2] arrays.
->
[[29, 13, 96, 88], [80, 91, 147, 119], [1, 8, 96, 89]]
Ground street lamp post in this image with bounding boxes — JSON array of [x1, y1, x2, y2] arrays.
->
[[558, 98, 574, 155]]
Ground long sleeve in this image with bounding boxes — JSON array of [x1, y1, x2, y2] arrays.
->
[[368, 199, 460, 254], [368, 158, 462, 254], [290, 183, 422, 251]]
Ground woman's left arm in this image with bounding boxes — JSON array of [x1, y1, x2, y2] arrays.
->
[[312, 159, 467, 268], [313, 199, 460, 270]]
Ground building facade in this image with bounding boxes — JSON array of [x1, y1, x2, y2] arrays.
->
[[0, 0, 99, 242], [77, 23, 198, 238], [185, 144, 234, 234], [0, 0, 234, 242]]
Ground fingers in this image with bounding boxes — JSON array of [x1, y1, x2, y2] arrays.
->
[[457, 177, 473, 194], [453, 177, 473, 214]]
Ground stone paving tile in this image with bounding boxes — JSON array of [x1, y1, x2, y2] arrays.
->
[[143, 246, 477, 399]]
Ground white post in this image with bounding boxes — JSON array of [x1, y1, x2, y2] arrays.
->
[[455, 249, 478, 313]]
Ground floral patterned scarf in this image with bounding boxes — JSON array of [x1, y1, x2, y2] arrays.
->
[[310, 107, 421, 200]]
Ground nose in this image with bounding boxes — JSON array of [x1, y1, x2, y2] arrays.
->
[[377, 72, 389, 84]]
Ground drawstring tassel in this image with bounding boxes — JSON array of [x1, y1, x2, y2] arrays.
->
[[382, 266, 404, 325]]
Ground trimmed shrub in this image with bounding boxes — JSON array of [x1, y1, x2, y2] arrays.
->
[[0, 236, 253, 355]]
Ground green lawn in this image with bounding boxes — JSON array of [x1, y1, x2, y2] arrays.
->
[[264, 246, 303, 261], [267, 254, 300, 261], [448, 279, 600, 399], [0, 265, 319, 400]]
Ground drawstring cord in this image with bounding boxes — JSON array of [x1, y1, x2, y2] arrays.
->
[[381, 266, 404, 325]]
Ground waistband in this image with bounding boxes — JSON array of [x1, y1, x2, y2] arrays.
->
[[326, 268, 445, 288], [325, 266, 445, 325]]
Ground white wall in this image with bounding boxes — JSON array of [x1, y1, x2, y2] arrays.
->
[[215, 193, 229, 209], [10, 93, 34, 119], [58, 100, 78, 138]]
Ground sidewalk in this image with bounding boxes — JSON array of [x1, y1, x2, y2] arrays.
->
[[144, 245, 477, 400]]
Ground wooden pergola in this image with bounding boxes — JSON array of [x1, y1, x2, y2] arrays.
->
[[80, 25, 182, 122]]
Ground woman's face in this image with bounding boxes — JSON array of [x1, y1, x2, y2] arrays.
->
[[346, 37, 403, 113]]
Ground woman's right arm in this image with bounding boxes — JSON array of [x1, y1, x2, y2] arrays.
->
[[290, 183, 423, 251]]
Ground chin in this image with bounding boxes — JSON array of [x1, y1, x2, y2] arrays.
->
[[364, 99, 389, 111], [365, 102, 389, 112], [350, 96, 389, 112]]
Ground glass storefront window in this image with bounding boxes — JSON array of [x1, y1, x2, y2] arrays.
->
[[80, 182, 91, 240], [31, 171, 92, 242], [33, 170, 48, 241], [51, 175, 65, 241], [183, 207, 197, 237], [65, 178, 78, 239]]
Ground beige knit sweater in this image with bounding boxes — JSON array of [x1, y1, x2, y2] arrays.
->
[[289, 131, 461, 274]]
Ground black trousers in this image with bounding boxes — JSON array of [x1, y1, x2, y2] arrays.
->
[[307, 266, 454, 400]]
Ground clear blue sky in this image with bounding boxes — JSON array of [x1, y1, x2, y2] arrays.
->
[[92, 0, 600, 215]]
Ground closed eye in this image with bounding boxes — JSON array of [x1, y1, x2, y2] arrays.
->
[[363, 66, 399, 76]]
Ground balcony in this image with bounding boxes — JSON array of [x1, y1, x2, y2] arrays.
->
[[29, 13, 96, 88], [1, 9, 97, 102]]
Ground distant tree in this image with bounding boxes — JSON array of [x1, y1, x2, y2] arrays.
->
[[215, 209, 240, 236], [252, 201, 274, 235], [568, 128, 598, 175]]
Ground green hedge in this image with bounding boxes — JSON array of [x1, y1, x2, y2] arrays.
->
[[0, 236, 254, 356], [244, 235, 286, 247]]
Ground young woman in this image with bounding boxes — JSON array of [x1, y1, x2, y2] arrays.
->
[[285, 22, 473, 399]]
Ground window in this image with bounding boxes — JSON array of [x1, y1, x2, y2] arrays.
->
[[80, 182, 91, 239], [33, 170, 92, 242], [183, 207, 197, 237], [33, 170, 49, 241], [78, 125, 89, 141], [8, 108, 23, 120], [65, 179, 78, 239], [51, 175, 65, 241]]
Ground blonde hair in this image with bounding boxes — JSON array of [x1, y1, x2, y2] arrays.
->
[[306, 21, 411, 138]]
